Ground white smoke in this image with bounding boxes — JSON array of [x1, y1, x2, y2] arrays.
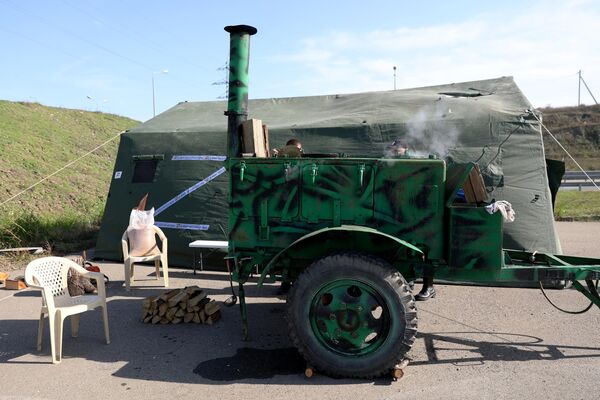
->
[[403, 101, 461, 158]]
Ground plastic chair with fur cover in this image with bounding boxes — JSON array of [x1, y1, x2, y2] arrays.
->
[[121, 225, 169, 291], [25, 257, 110, 364]]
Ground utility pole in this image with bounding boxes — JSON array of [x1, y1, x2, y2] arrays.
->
[[393, 66, 397, 91], [578, 70, 581, 106]]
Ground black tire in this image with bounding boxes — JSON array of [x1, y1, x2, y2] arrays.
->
[[287, 252, 417, 379]]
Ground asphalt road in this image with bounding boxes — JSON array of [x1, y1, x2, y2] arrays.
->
[[0, 222, 599, 400]]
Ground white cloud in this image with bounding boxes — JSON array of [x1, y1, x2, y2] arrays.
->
[[272, 1, 600, 107]]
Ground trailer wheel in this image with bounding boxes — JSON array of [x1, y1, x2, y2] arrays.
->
[[287, 253, 417, 379]]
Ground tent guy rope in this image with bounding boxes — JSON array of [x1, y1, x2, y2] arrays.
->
[[529, 110, 600, 191], [0, 131, 125, 208]]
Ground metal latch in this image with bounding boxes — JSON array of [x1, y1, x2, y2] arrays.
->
[[239, 161, 246, 182], [358, 164, 365, 187], [310, 163, 318, 184]]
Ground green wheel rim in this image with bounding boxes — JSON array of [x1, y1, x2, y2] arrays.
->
[[309, 278, 391, 356]]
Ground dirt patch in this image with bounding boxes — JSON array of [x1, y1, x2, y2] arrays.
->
[[0, 252, 42, 272]]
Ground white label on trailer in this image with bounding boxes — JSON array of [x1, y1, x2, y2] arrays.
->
[[114, 171, 122, 179]]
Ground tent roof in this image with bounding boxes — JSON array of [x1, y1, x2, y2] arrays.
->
[[132, 76, 532, 134]]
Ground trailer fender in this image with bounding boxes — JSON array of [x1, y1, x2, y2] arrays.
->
[[258, 225, 423, 286]]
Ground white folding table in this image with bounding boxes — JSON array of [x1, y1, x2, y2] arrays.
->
[[188, 240, 229, 274]]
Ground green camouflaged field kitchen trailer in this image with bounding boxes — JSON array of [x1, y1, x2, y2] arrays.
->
[[95, 76, 561, 267]]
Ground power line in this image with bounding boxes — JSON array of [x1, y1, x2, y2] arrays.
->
[[0, 0, 223, 110], [0, 25, 83, 61], [0, 0, 156, 72], [0, 25, 148, 86], [58, 0, 214, 73]]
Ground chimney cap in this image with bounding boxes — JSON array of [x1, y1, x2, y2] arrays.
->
[[224, 25, 258, 35]]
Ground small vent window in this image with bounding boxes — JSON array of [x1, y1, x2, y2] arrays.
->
[[132, 160, 158, 183]]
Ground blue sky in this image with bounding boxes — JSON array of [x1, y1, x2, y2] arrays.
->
[[1, 0, 599, 122]]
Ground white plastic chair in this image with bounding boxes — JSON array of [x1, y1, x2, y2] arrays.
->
[[24, 257, 110, 364], [121, 225, 169, 291]]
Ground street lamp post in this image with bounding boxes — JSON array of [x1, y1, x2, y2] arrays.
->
[[152, 70, 169, 117]]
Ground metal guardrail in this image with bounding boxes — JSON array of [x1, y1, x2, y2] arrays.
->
[[561, 171, 600, 190]]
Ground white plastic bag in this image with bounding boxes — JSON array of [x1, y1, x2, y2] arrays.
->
[[127, 208, 160, 256], [128, 207, 155, 229]]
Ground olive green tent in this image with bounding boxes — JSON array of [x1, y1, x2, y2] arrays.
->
[[95, 76, 561, 267]]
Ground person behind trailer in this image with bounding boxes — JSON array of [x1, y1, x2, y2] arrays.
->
[[272, 138, 303, 157], [385, 139, 410, 157], [386, 138, 436, 301]]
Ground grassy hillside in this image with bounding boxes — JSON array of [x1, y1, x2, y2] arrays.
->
[[539, 104, 600, 170], [0, 100, 138, 252]]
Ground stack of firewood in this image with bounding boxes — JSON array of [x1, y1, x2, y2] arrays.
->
[[141, 286, 221, 325]]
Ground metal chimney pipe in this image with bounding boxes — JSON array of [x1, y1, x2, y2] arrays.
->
[[224, 25, 257, 158]]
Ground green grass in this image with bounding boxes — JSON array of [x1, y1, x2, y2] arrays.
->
[[0, 100, 138, 252], [554, 190, 600, 221]]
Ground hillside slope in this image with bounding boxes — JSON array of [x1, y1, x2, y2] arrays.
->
[[539, 104, 600, 170], [0, 100, 138, 249]]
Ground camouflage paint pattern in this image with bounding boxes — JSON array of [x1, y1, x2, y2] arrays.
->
[[227, 156, 600, 299], [228, 156, 445, 282]]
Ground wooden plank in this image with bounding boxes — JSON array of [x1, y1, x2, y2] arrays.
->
[[168, 291, 189, 307], [205, 300, 221, 316], [193, 312, 201, 323], [166, 307, 177, 320], [197, 297, 210, 310], [188, 291, 207, 307], [262, 124, 270, 157], [160, 289, 180, 302], [241, 119, 267, 157], [158, 303, 168, 317], [184, 285, 202, 295], [464, 164, 487, 204]]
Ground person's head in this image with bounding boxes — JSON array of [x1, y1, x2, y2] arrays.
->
[[286, 138, 302, 150], [389, 139, 408, 156]]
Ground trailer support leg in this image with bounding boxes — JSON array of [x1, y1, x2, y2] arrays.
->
[[572, 279, 600, 309], [238, 282, 249, 341]]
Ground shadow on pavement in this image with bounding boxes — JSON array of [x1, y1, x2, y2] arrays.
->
[[412, 330, 600, 366], [3, 280, 600, 386]]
